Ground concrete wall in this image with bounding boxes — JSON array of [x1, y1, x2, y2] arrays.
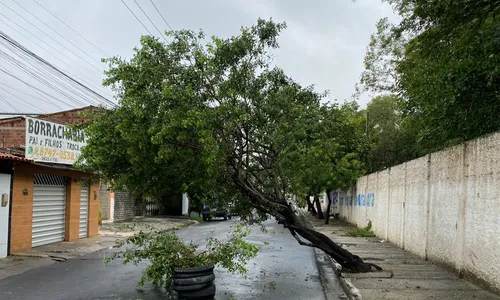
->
[[113, 190, 135, 221], [99, 183, 110, 220], [341, 132, 500, 294]]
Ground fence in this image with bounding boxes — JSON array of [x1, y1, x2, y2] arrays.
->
[[337, 131, 500, 294]]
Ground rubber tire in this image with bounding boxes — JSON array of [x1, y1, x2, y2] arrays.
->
[[177, 283, 216, 299], [173, 282, 212, 292], [228, 215, 232, 220], [174, 265, 214, 274], [173, 274, 215, 286], [174, 270, 214, 279]]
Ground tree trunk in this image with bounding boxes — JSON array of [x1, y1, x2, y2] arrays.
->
[[277, 204, 381, 273], [306, 194, 317, 216], [232, 175, 380, 273], [314, 193, 324, 219], [325, 190, 332, 225]]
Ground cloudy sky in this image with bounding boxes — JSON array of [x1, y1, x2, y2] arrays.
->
[[0, 0, 396, 115]]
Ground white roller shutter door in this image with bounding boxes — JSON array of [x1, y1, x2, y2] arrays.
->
[[79, 184, 89, 238], [32, 174, 67, 247]]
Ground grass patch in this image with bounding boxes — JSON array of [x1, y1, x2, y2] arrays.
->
[[345, 220, 376, 237], [190, 215, 203, 223]]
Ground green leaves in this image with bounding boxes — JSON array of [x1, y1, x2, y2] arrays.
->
[[103, 225, 258, 288], [359, 0, 500, 155]]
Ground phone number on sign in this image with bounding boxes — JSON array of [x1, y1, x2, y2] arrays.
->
[[34, 147, 76, 161]]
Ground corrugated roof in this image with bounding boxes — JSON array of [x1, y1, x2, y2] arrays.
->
[[0, 151, 33, 163]]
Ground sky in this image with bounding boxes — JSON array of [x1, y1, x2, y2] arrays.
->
[[0, 0, 396, 116]]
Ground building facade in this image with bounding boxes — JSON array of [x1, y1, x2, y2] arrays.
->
[[0, 107, 100, 256]]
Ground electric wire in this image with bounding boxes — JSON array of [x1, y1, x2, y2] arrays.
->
[[0, 30, 116, 107], [31, 0, 110, 57], [0, 15, 112, 97], [133, 0, 168, 42], [121, 0, 154, 36], [11, 0, 106, 67], [0, 81, 63, 109], [0, 85, 50, 112], [0, 94, 20, 112], [148, 0, 173, 31], [0, 0, 103, 72]]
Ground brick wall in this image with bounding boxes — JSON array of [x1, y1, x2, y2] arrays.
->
[[113, 190, 135, 221], [0, 118, 26, 149], [39, 107, 95, 125], [9, 162, 98, 253]]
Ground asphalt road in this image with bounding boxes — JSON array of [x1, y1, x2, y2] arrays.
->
[[0, 219, 345, 300]]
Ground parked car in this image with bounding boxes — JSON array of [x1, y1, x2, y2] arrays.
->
[[201, 203, 231, 221]]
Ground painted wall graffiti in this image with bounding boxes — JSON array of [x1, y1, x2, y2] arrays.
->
[[341, 193, 375, 207]]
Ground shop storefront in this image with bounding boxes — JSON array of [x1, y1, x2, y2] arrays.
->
[[0, 107, 100, 255]]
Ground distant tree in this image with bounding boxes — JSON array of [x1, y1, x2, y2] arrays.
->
[[365, 95, 419, 172], [284, 104, 366, 224], [81, 20, 380, 272], [359, 0, 500, 152]]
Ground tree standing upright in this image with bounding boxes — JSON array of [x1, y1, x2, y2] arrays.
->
[[81, 19, 380, 272]]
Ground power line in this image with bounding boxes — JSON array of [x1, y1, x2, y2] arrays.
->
[[148, 0, 173, 31], [121, 0, 153, 36], [0, 1, 103, 72], [11, 0, 106, 67], [0, 67, 89, 109], [0, 30, 116, 107], [31, 0, 109, 58], [0, 81, 63, 109], [0, 50, 88, 107], [0, 94, 20, 112], [0, 85, 50, 112], [133, 0, 168, 42], [0, 17, 112, 98]]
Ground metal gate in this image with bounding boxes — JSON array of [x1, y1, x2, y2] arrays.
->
[[32, 174, 67, 247], [79, 183, 89, 238]]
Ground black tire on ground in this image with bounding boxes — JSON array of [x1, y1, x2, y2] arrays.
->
[[228, 215, 232, 219], [174, 270, 214, 279], [173, 282, 212, 292], [174, 264, 214, 274], [177, 283, 216, 299], [173, 274, 215, 286]]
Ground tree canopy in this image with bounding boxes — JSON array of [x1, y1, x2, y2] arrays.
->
[[80, 19, 379, 272], [359, 0, 500, 153]]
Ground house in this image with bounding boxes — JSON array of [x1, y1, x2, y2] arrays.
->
[[0, 106, 101, 257]]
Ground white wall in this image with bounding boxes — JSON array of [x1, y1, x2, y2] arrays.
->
[[340, 132, 500, 294]]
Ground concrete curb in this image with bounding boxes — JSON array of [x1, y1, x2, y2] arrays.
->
[[307, 217, 361, 300], [331, 259, 362, 300], [314, 249, 348, 300], [10, 252, 50, 258], [314, 248, 362, 300]]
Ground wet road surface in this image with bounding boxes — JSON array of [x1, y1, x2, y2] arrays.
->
[[0, 219, 343, 299]]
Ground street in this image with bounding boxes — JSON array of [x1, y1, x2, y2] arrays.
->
[[0, 219, 345, 300]]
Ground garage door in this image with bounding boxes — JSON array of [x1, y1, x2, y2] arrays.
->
[[79, 183, 89, 238], [32, 174, 67, 247]]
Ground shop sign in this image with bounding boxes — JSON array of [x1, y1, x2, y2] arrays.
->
[[24, 117, 86, 165]]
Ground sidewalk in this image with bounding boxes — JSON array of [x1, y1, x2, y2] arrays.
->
[[311, 218, 500, 300], [1, 216, 196, 280]]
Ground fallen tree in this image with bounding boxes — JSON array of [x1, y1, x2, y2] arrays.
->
[[80, 19, 380, 273]]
